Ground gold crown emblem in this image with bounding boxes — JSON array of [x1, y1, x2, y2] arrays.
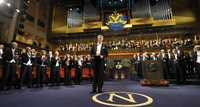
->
[[106, 11, 127, 26]]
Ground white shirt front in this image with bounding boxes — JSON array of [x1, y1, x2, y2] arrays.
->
[[66, 59, 70, 66], [0, 49, 3, 59], [177, 50, 180, 54], [168, 53, 171, 59], [174, 54, 178, 60], [78, 59, 82, 66], [96, 43, 102, 56], [196, 51, 200, 64], [143, 56, 146, 61], [55, 57, 60, 67], [10, 48, 16, 63], [137, 56, 140, 61], [41, 55, 46, 66], [162, 53, 165, 59], [26, 53, 32, 66]]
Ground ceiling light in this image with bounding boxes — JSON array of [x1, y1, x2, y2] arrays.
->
[[16, 9, 20, 13], [0, 0, 4, 5], [6, 3, 11, 7]]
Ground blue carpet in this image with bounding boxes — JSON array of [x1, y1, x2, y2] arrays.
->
[[0, 80, 200, 107]]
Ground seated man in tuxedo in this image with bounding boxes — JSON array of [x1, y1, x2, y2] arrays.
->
[[90, 35, 108, 93]]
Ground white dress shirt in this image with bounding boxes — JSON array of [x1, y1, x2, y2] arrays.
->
[[78, 59, 82, 66], [162, 53, 165, 59], [196, 51, 200, 64], [137, 56, 140, 61], [10, 48, 16, 63], [26, 53, 32, 66], [0, 49, 3, 59], [96, 43, 102, 56], [41, 55, 46, 66], [55, 57, 60, 67], [168, 53, 171, 59], [174, 54, 178, 60]]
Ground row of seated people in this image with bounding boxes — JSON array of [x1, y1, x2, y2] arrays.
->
[[107, 38, 194, 50], [0, 42, 94, 91], [132, 47, 200, 84], [59, 37, 196, 52]]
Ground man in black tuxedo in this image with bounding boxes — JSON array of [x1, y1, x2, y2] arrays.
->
[[159, 49, 169, 80], [174, 47, 186, 84], [196, 46, 200, 79], [20, 47, 33, 88], [0, 44, 4, 90], [90, 35, 108, 93], [47, 51, 53, 84], [2, 42, 20, 90], [51, 51, 61, 86]]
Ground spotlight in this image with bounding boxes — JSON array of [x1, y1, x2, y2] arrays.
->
[[16, 9, 20, 13], [27, 0, 31, 4], [6, 3, 11, 7], [0, 0, 4, 5], [25, 0, 30, 4]]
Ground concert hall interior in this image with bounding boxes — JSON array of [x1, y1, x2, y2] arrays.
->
[[0, 0, 200, 107]]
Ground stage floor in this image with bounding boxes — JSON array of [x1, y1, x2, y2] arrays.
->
[[0, 80, 200, 107]]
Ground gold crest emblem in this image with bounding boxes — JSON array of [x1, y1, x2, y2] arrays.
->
[[106, 11, 127, 26]]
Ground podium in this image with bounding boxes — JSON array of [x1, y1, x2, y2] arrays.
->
[[140, 60, 169, 86]]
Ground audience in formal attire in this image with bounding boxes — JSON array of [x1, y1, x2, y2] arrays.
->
[[0, 36, 199, 91], [58, 37, 195, 53]]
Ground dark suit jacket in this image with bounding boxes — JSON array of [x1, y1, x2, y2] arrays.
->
[[90, 43, 108, 74], [2, 44, 20, 63], [191, 51, 197, 62], [21, 53, 34, 65], [36, 56, 48, 66], [90, 43, 108, 59], [51, 57, 62, 68]]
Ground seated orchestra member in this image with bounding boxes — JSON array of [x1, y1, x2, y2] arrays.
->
[[142, 52, 149, 61], [150, 52, 158, 60]]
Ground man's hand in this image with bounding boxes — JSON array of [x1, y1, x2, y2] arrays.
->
[[100, 55, 103, 59]]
